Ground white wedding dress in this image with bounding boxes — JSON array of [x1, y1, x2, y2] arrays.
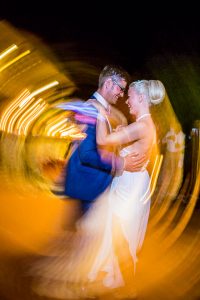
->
[[29, 147, 151, 298], [88, 147, 151, 289]]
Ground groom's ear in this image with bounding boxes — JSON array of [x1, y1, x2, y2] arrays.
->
[[105, 78, 112, 89]]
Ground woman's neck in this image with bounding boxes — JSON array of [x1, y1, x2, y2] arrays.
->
[[136, 111, 151, 122]]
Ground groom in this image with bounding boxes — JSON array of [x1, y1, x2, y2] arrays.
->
[[64, 65, 147, 216]]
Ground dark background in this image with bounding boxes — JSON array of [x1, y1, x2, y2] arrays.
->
[[1, 6, 200, 135], [2, 12, 200, 71]]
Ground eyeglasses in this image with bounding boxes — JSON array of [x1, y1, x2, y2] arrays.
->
[[112, 78, 126, 93]]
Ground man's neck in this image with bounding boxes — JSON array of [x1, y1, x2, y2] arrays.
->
[[93, 91, 110, 110]]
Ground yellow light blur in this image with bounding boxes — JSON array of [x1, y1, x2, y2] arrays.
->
[[0, 44, 18, 60], [0, 50, 30, 72], [0, 89, 30, 131]]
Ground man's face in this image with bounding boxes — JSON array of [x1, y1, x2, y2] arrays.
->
[[107, 78, 127, 105]]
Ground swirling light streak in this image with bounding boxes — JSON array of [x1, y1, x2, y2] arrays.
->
[[7, 96, 36, 134], [16, 98, 44, 131], [19, 80, 59, 108], [0, 89, 30, 132], [46, 117, 68, 137], [0, 44, 18, 60], [23, 103, 48, 136], [0, 50, 31, 72], [18, 100, 47, 135]]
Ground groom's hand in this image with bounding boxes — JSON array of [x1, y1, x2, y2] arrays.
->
[[124, 152, 148, 172]]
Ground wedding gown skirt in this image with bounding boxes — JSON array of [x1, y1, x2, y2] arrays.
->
[[29, 148, 151, 298], [88, 148, 151, 288]]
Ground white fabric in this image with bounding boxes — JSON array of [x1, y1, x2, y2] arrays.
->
[[93, 91, 110, 111], [88, 147, 151, 288]]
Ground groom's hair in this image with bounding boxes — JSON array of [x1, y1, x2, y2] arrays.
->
[[98, 65, 130, 88]]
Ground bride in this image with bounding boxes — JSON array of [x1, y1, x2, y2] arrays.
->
[[29, 79, 165, 299]]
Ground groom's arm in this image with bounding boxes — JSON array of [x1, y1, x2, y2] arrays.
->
[[78, 124, 114, 172]]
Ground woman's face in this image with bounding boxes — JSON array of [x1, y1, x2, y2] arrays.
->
[[126, 87, 139, 115]]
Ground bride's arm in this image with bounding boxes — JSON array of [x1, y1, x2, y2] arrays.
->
[[96, 116, 143, 146]]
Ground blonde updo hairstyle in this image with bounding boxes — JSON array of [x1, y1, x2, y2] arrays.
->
[[130, 80, 165, 105]]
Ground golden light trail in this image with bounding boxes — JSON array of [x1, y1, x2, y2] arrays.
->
[[45, 114, 66, 136], [47, 119, 67, 137], [31, 110, 73, 138], [1, 81, 59, 134], [16, 98, 43, 131], [140, 154, 163, 204], [149, 185, 178, 229], [0, 50, 31, 72], [161, 168, 200, 250], [19, 81, 59, 107], [60, 124, 86, 139], [0, 44, 18, 60], [18, 99, 46, 135], [23, 103, 47, 136], [7, 97, 36, 134], [66, 132, 86, 139], [51, 123, 66, 136], [0, 89, 30, 132]]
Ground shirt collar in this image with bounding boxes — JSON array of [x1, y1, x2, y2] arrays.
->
[[93, 92, 110, 111]]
